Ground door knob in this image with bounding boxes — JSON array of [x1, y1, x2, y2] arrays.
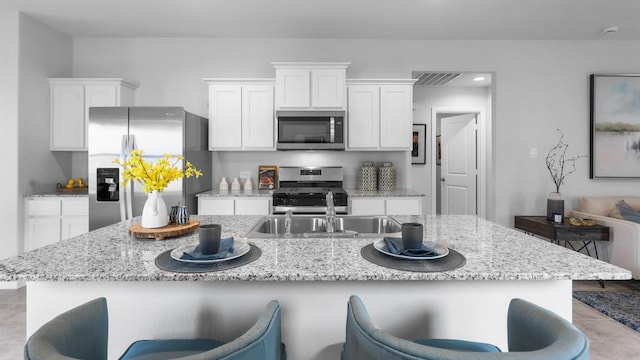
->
[[440, 177, 446, 182]]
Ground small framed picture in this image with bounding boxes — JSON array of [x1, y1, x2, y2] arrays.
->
[[411, 124, 426, 164], [258, 165, 278, 190]]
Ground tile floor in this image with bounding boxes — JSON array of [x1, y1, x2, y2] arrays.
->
[[2, 281, 639, 359]]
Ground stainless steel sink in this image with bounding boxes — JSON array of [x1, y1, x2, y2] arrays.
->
[[246, 215, 402, 238]]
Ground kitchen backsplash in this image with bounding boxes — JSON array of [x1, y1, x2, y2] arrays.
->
[[213, 150, 408, 190], [70, 149, 409, 192]]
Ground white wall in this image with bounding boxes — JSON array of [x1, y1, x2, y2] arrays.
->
[[0, 12, 72, 259], [0, 11, 20, 260]]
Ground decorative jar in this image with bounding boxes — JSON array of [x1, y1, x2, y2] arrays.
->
[[378, 162, 396, 191]]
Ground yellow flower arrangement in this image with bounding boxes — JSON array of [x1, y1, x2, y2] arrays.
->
[[114, 149, 203, 193]]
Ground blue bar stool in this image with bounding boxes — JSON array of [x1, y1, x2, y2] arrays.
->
[[342, 295, 588, 360], [24, 297, 286, 360]]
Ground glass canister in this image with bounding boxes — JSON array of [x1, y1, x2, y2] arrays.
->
[[359, 161, 377, 191], [378, 162, 396, 191]]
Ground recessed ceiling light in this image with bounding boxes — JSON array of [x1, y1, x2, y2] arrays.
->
[[602, 26, 619, 35], [473, 76, 486, 82]]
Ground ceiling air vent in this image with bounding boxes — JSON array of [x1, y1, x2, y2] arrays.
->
[[412, 72, 462, 86]]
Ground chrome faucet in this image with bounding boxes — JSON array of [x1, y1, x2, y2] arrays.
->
[[326, 191, 336, 233], [284, 209, 293, 236]]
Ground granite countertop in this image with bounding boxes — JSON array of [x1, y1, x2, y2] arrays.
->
[[25, 193, 88, 199], [0, 215, 630, 282], [197, 189, 273, 197], [346, 189, 425, 197]]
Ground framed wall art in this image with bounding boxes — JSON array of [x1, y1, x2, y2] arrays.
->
[[411, 124, 426, 164], [590, 74, 640, 178]]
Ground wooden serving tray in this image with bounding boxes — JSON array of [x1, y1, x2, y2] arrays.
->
[[56, 187, 88, 194], [129, 220, 200, 240]]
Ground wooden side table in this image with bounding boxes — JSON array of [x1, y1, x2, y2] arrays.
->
[[514, 215, 610, 259]]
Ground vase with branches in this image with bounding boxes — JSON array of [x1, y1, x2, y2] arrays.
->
[[545, 129, 586, 193], [544, 129, 586, 221]]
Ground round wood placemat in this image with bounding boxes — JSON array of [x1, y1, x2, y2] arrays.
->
[[129, 220, 200, 240]]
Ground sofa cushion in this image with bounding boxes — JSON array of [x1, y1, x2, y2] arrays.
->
[[613, 200, 640, 224], [579, 197, 640, 216]]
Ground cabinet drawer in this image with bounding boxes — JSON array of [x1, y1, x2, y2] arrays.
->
[[27, 199, 61, 216], [198, 198, 235, 215], [62, 198, 88, 216], [556, 227, 609, 241], [386, 198, 422, 215], [350, 199, 385, 215], [235, 198, 271, 215]]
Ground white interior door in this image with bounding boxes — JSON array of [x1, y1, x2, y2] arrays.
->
[[441, 113, 477, 215]]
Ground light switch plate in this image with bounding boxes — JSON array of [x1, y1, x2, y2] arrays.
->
[[530, 148, 538, 159]]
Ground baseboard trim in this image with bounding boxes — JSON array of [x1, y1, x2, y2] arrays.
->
[[0, 281, 25, 289]]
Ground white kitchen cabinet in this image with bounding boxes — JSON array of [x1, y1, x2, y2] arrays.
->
[[24, 197, 89, 252], [346, 79, 416, 150], [272, 62, 349, 110], [350, 197, 422, 216], [48, 78, 138, 151], [205, 79, 275, 151], [198, 197, 271, 215]]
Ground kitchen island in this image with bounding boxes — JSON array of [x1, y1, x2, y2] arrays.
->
[[0, 215, 630, 359]]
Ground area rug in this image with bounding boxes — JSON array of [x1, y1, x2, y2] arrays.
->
[[573, 291, 640, 332]]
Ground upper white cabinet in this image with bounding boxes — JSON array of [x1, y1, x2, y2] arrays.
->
[[272, 62, 349, 110], [347, 79, 416, 150], [205, 79, 275, 151], [48, 78, 138, 151]]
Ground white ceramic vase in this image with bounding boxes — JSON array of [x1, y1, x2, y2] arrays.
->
[[141, 190, 169, 228]]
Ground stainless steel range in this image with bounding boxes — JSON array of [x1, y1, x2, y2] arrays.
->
[[272, 166, 348, 214]]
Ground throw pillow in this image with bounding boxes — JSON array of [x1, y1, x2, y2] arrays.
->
[[613, 200, 640, 223], [609, 203, 624, 219]]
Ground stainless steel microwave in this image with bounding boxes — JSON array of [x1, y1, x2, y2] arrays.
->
[[276, 111, 345, 150]]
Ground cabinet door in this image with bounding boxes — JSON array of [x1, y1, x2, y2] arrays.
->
[[209, 85, 242, 149], [347, 85, 379, 149], [50, 84, 85, 150], [380, 85, 412, 149], [235, 198, 271, 215], [62, 198, 89, 216], [311, 68, 345, 108], [198, 198, 235, 215], [25, 218, 61, 252], [242, 85, 274, 149], [386, 198, 422, 215], [61, 217, 89, 240], [350, 198, 386, 215], [275, 69, 310, 108]]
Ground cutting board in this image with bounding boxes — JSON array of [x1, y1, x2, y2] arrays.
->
[[129, 220, 200, 240]]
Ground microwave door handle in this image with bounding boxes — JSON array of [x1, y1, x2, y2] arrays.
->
[[330, 117, 335, 143]]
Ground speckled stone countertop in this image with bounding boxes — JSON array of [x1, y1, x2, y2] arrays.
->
[[346, 189, 425, 197], [24, 193, 88, 198], [196, 189, 273, 197], [0, 215, 630, 282]]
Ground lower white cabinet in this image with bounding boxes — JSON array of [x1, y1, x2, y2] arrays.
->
[[350, 197, 422, 216], [198, 197, 271, 215], [24, 197, 89, 252]]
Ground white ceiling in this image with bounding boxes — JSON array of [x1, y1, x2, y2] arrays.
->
[[2, 0, 639, 40]]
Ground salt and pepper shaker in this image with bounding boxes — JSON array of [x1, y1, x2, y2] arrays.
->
[[219, 177, 229, 192]]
